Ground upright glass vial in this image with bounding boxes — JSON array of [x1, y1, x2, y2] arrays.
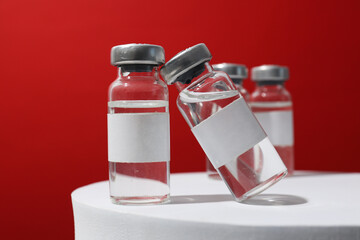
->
[[250, 65, 294, 175], [206, 63, 250, 179], [108, 44, 170, 205], [160, 44, 287, 202]]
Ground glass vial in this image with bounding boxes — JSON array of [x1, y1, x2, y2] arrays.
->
[[108, 44, 170, 205], [206, 63, 250, 179], [160, 44, 287, 202], [250, 65, 294, 175]]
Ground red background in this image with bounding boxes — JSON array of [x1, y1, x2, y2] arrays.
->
[[0, 0, 359, 239]]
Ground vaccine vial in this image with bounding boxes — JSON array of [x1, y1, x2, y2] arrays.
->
[[206, 63, 250, 179], [250, 65, 294, 175], [108, 44, 170, 205], [160, 44, 287, 202]]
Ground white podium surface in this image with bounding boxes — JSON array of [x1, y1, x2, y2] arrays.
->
[[72, 172, 360, 240]]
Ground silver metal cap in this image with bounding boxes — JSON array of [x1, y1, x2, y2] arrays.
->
[[212, 63, 248, 80], [111, 44, 165, 66], [251, 65, 289, 81], [160, 43, 212, 84]]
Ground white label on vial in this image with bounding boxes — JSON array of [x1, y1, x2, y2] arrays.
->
[[191, 98, 266, 169], [254, 111, 294, 146], [107, 113, 170, 163]]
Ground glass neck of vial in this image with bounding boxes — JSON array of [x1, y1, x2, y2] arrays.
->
[[255, 81, 285, 91], [118, 64, 159, 78], [174, 62, 213, 91], [232, 78, 244, 87]]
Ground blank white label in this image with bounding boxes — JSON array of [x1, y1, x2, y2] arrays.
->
[[191, 98, 266, 169], [107, 113, 170, 163], [254, 111, 294, 146]]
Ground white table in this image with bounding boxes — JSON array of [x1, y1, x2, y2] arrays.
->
[[71, 172, 360, 240]]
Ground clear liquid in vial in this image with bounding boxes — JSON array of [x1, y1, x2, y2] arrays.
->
[[217, 138, 286, 201], [179, 90, 287, 202], [108, 100, 170, 205], [206, 84, 251, 180], [206, 157, 221, 179], [251, 101, 294, 176]]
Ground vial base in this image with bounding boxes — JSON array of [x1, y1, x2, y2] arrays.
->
[[215, 137, 287, 202], [110, 194, 170, 205], [109, 161, 170, 205], [218, 165, 287, 202], [240, 171, 287, 201]]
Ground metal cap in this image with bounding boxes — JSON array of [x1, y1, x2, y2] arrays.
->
[[251, 65, 289, 81], [111, 44, 165, 66], [212, 63, 248, 80], [160, 43, 212, 84]]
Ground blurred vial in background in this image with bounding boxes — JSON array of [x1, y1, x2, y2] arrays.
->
[[250, 65, 294, 175], [161, 44, 287, 202], [213, 63, 250, 101], [206, 63, 250, 179], [108, 44, 170, 205]]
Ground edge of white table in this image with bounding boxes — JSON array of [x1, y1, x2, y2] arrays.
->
[[72, 171, 360, 240]]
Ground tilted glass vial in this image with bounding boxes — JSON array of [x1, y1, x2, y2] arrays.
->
[[250, 65, 294, 175], [160, 44, 287, 202], [206, 63, 250, 179], [108, 44, 170, 205]]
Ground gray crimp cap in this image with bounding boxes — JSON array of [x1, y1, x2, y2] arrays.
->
[[111, 44, 165, 66], [160, 43, 212, 84], [212, 63, 248, 80], [251, 65, 289, 81]]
